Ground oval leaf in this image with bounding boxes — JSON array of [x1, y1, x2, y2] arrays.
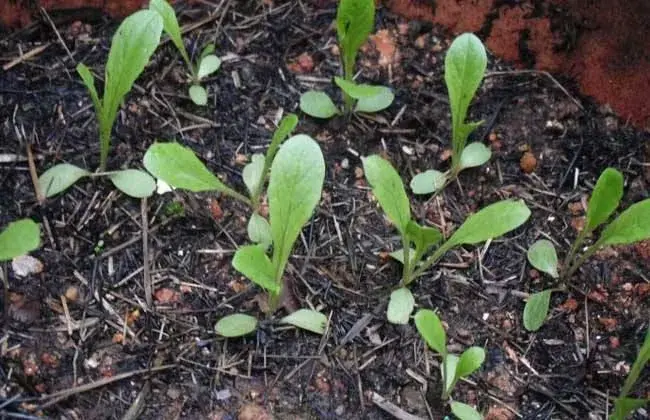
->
[[598, 199, 650, 246], [586, 168, 624, 232], [387, 288, 415, 325], [215, 314, 257, 337], [109, 169, 156, 198], [414, 309, 446, 355], [443, 354, 459, 393], [450, 401, 482, 420], [362, 155, 411, 234], [189, 85, 207, 105], [459, 142, 491, 169], [281, 309, 327, 334], [523, 289, 552, 331], [334, 77, 383, 99], [232, 244, 278, 293], [447, 200, 531, 247], [38, 164, 90, 197], [456, 346, 485, 378], [197, 55, 221, 79], [0, 219, 40, 261], [527, 240, 559, 278], [410, 170, 447, 195], [268, 135, 325, 283], [242, 154, 265, 196], [143, 142, 227, 192], [299, 91, 339, 119], [247, 213, 272, 250], [355, 87, 394, 113], [336, 0, 375, 75]]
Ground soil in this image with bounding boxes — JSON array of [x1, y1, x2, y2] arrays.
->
[[1, 1, 649, 419]]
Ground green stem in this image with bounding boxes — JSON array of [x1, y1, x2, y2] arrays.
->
[[441, 354, 449, 400], [408, 241, 454, 285], [564, 242, 601, 280], [562, 229, 588, 279], [400, 237, 411, 286], [222, 186, 252, 207]]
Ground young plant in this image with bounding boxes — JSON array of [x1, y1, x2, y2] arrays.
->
[[362, 155, 530, 324], [298, 0, 394, 119], [410, 33, 490, 195], [415, 309, 485, 420], [38, 10, 162, 199], [524, 167, 650, 331], [0, 219, 40, 261], [149, 0, 221, 106], [611, 327, 650, 420]]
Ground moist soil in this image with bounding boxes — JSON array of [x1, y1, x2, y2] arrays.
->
[[1, 1, 649, 419]]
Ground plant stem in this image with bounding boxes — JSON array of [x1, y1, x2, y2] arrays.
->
[[564, 242, 601, 280], [400, 236, 411, 286], [222, 186, 252, 207], [441, 354, 449, 400], [562, 229, 588, 279], [408, 242, 454, 285]]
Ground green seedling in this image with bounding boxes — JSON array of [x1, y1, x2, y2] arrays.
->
[[415, 309, 485, 419], [0, 219, 40, 261], [611, 328, 650, 420], [38, 10, 162, 198], [363, 155, 530, 324], [298, 0, 394, 118], [524, 167, 650, 331], [410, 33, 490, 195], [149, 0, 221, 106]]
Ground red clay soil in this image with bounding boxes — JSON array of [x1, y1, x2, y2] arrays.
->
[[2, 0, 649, 129]]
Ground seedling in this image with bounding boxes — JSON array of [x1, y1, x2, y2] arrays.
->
[[0, 219, 40, 261], [149, 0, 221, 106], [415, 309, 485, 420], [298, 0, 394, 118], [38, 10, 162, 198], [611, 328, 650, 420], [524, 167, 650, 331], [363, 155, 530, 324], [410, 33, 491, 195]]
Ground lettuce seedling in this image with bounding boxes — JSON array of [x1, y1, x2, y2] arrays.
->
[[149, 0, 221, 106], [415, 309, 485, 419], [611, 328, 650, 420], [524, 167, 650, 331], [38, 10, 161, 199], [298, 0, 394, 118], [410, 33, 490, 195], [363, 155, 530, 324], [0, 219, 40, 261]]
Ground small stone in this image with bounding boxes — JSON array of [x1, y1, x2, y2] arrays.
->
[[12, 255, 43, 277]]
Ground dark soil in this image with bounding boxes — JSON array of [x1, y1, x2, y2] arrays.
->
[[1, 1, 649, 419]]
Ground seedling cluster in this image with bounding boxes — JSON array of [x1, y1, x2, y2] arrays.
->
[[2, 1, 647, 419]]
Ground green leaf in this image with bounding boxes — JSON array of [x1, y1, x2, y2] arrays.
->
[[389, 248, 416, 265], [611, 398, 647, 420], [406, 220, 443, 252], [598, 199, 650, 246], [242, 154, 265, 196], [200, 43, 215, 60], [143, 142, 228, 192], [189, 85, 208, 105], [526, 240, 559, 278], [101, 10, 163, 168], [38, 163, 90, 197], [76, 63, 101, 115], [459, 142, 491, 169], [444, 354, 459, 393], [619, 328, 650, 400], [456, 347, 485, 378], [232, 244, 278, 293], [446, 200, 531, 247], [0, 219, 40, 261], [414, 309, 446, 355], [387, 288, 415, 325], [362, 155, 411, 234], [268, 135, 325, 285], [355, 87, 395, 113], [334, 77, 383, 99], [280, 309, 327, 334], [410, 170, 447, 195], [268, 114, 299, 160], [585, 168, 624, 232], [336, 0, 375, 77], [445, 33, 487, 161], [197, 55, 221, 79], [149, 0, 191, 67], [450, 401, 482, 420], [109, 169, 156, 198], [247, 213, 272, 250], [299, 91, 339, 119], [523, 289, 552, 331], [215, 314, 258, 337]]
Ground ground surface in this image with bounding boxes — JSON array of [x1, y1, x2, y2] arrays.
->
[[1, 1, 649, 419]]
